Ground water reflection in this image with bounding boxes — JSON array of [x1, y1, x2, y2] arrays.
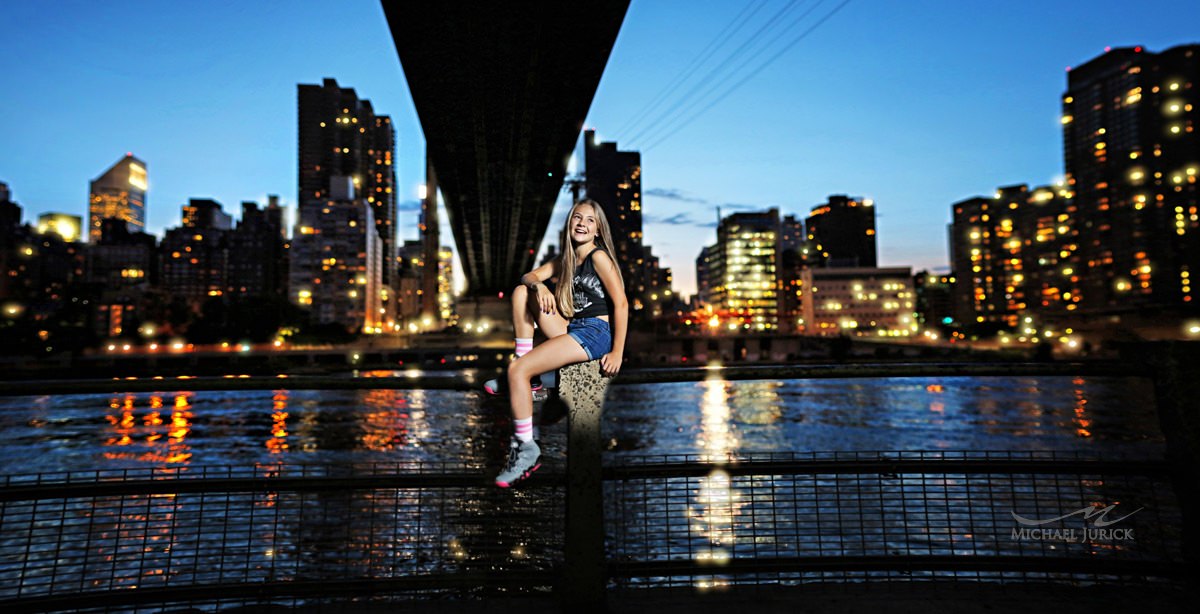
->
[[1071, 377, 1092, 439], [268, 390, 289, 454], [98, 393, 194, 466], [690, 376, 740, 589]]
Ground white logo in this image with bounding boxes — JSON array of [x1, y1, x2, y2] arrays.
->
[[1010, 503, 1141, 542]]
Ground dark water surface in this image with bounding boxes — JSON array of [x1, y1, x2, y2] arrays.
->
[[0, 373, 1175, 604], [0, 374, 1164, 475]]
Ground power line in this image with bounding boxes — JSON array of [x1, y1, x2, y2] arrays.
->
[[635, 0, 829, 148], [624, 0, 810, 146], [634, 0, 830, 149], [617, 0, 768, 140], [642, 0, 854, 152]]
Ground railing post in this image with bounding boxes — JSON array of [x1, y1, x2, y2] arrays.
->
[[1127, 340, 1200, 582], [557, 359, 610, 612]]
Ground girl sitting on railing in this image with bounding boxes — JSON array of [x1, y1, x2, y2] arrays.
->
[[489, 199, 628, 487]]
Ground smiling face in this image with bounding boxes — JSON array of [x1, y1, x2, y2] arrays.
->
[[568, 203, 599, 246]]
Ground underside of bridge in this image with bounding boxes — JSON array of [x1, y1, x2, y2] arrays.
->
[[382, 2, 630, 296]]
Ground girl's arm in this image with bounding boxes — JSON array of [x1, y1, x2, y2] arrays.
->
[[592, 250, 628, 376], [520, 260, 557, 314]]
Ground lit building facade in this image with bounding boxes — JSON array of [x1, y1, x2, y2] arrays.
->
[[1063, 45, 1200, 312], [292, 79, 395, 332], [699, 209, 780, 331], [950, 184, 1080, 328], [801, 267, 915, 336], [36, 214, 82, 243], [437, 245, 456, 326], [805, 195, 877, 268], [88, 154, 147, 242]]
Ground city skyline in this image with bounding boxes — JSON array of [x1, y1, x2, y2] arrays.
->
[[1, 1, 1198, 298]]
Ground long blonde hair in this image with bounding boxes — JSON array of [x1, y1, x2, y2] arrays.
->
[[555, 199, 623, 318]]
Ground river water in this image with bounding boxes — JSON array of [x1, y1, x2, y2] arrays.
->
[[0, 374, 1165, 475], [0, 373, 1174, 603]]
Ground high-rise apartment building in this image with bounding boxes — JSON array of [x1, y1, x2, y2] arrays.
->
[[583, 130, 644, 299], [88, 154, 147, 242], [86, 219, 158, 289], [806, 195, 877, 268], [227, 197, 287, 298], [292, 79, 396, 332], [1062, 45, 1199, 312], [949, 184, 1079, 327], [161, 199, 231, 301], [778, 214, 806, 332], [395, 239, 423, 329]]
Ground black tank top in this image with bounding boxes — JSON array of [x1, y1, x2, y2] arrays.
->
[[572, 248, 611, 318]]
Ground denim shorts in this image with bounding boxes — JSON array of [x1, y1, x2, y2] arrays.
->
[[566, 317, 612, 361]]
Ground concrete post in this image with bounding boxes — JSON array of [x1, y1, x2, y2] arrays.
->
[[1125, 341, 1200, 581], [557, 359, 610, 612]]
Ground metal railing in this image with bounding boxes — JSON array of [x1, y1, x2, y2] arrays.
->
[[605, 451, 1182, 588], [0, 463, 565, 611], [1, 346, 1198, 611]]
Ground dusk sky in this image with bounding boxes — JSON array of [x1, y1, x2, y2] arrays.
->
[[2, 0, 1198, 298]]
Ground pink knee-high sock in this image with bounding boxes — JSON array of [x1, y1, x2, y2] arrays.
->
[[515, 338, 533, 357]]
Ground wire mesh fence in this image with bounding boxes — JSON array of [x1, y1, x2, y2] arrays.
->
[[604, 451, 1185, 590], [0, 452, 1186, 611], [0, 463, 564, 611]]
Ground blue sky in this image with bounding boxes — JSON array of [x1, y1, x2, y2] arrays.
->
[[1, 0, 1197, 297]]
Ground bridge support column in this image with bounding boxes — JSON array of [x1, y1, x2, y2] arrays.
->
[[1129, 341, 1200, 582], [558, 359, 610, 612]]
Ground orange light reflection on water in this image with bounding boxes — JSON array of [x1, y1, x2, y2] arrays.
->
[[1071, 377, 1092, 438], [360, 389, 409, 451], [101, 393, 193, 466], [267, 390, 290, 453]]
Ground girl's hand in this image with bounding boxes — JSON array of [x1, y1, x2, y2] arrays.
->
[[600, 351, 623, 377], [535, 284, 556, 314]]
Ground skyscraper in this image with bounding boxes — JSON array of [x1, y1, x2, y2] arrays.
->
[[88, 154, 147, 242], [1062, 45, 1199, 312], [292, 79, 396, 332], [584, 129, 643, 293], [805, 195, 877, 268]]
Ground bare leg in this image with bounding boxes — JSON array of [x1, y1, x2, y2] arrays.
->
[[511, 284, 536, 339], [510, 284, 569, 339], [508, 334, 588, 420]]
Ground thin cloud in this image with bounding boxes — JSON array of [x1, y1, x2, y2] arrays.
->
[[644, 212, 694, 226], [645, 212, 722, 229], [397, 199, 422, 212], [718, 202, 769, 212], [645, 187, 708, 204]]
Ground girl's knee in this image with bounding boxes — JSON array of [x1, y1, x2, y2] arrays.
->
[[511, 284, 528, 304], [508, 360, 528, 382]]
